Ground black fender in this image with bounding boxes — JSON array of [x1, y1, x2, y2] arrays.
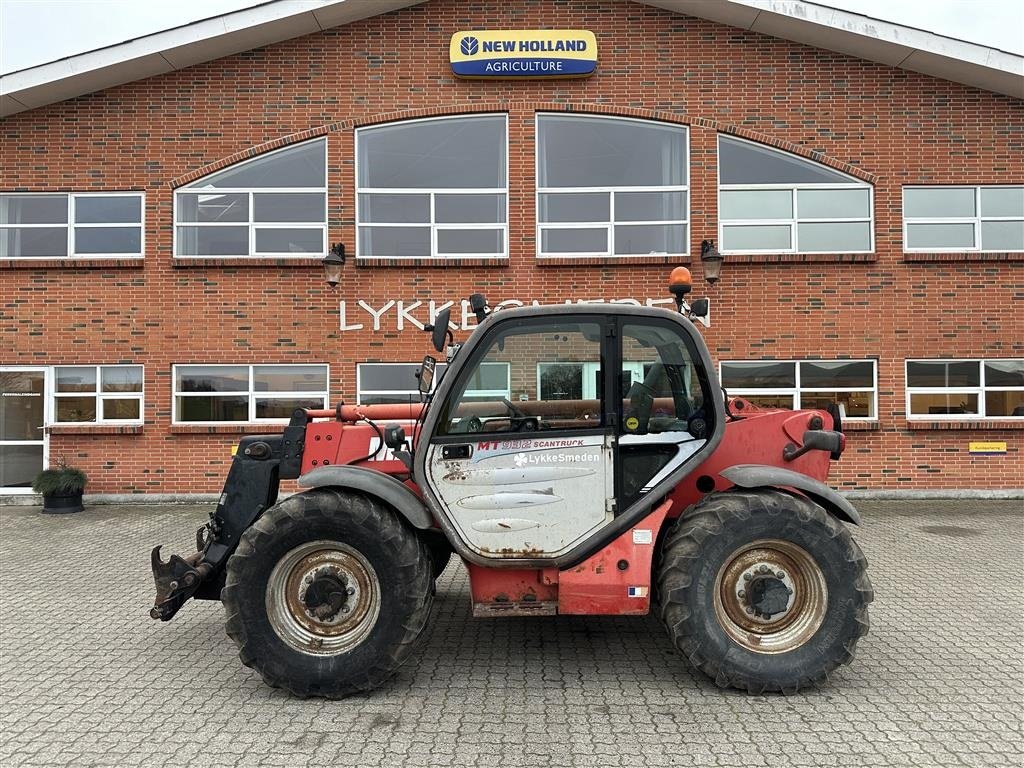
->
[[719, 464, 861, 526], [298, 466, 435, 530]]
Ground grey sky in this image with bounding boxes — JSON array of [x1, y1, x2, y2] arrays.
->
[[1, 0, 1022, 76]]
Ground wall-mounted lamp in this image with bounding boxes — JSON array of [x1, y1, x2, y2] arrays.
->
[[322, 243, 345, 288], [700, 239, 723, 284]]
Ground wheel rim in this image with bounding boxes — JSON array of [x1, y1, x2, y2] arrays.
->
[[266, 540, 381, 656], [713, 539, 828, 654]]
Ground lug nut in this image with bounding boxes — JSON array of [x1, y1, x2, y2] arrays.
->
[[743, 573, 752, 582], [776, 571, 785, 579], [759, 565, 769, 574], [168, 581, 178, 591], [346, 587, 355, 596], [738, 590, 746, 598], [342, 606, 350, 613], [745, 606, 753, 614]]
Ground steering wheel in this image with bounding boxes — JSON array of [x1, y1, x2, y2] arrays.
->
[[465, 416, 483, 433]]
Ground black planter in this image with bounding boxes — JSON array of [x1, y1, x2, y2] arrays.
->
[[42, 491, 84, 514]]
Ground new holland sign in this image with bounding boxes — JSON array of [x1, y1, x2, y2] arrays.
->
[[449, 30, 598, 79]]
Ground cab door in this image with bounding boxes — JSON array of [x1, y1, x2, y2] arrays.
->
[[423, 317, 615, 559], [617, 319, 713, 509]]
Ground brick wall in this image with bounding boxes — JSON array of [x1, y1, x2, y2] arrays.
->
[[1, 0, 1021, 493]]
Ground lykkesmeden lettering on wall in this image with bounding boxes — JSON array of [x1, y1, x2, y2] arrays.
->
[[337, 297, 707, 333]]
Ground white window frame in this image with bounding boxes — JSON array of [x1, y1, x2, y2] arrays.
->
[[50, 365, 145, 425], [535, 113, 690, 259], [536, 364, 655, 403], [720, 359, 878, 420], [537, 362, 597, 400], [356, 362, 445, 405], [905, 358, 1024, 420], [0, 191, 145, 260], [173, 138, 328, 259], [354, 114, 510, 260], [717, 135, 874, 256], [172, 364, 330, 424], [536, 362, 652, 400], [902, 185, 1024, 253], [356, 362, 511, 404]]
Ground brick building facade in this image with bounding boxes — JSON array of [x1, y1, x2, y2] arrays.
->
[[1, 0, 1021, 496]]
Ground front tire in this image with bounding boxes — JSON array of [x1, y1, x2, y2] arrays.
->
[[222, 489, 434, 698], [657, 489, 872, 693]]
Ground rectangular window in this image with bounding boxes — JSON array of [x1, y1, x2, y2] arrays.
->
[[52, 365, 144, 424], [537, 361, 652, 402], [903, 186, 1024, 252], [0, 193, 144, 259], [536, 115, 689, 258], [173, 364, 329, 423], [718, 187, 873, 254], [906, 359, 1024, 419], [720, 360, 877, 418], [356, 115, 508, 260], [356, 362, 510, 405]]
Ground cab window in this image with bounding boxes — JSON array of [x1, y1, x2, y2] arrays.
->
[[621, 323, 704, 435], [440, 321, 604, 435]]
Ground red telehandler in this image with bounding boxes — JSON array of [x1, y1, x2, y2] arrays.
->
[[151, 269, 872, 698]]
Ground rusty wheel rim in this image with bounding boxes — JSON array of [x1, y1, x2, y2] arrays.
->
[[266, 540, 380, 656], [713, 539, 828, 654]]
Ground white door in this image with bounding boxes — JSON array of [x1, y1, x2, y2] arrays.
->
[[0, 368, 47, 493], [425, 318, 614, 558]]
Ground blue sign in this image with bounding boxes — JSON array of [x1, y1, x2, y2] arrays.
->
[[449, 30, 598, 79]]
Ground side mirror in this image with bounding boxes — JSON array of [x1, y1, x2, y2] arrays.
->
[[689, 298, 709, 317], [418, 356, 436, 395], [430, 308, 452, 352]]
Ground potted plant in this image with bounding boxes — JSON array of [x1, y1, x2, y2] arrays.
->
[[32, 460, 88, 514]]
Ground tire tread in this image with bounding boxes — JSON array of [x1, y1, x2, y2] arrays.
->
[[223, 489, 434, 699], [657, 489, 873, 693]]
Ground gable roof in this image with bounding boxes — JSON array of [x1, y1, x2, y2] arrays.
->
[[1, 0, 1021, 117]]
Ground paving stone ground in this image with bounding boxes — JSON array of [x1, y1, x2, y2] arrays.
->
[[1, 499, 1022, 767]]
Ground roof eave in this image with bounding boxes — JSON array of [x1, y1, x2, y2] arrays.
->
[[641, 0, 1024, 98], [1, 0, 1021, 118], [0, 0, 426, 117]]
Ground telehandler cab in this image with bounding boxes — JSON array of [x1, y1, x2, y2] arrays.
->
[[150, 268, 872, 698]]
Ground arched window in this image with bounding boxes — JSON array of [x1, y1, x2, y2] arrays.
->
[[717, 136, 873, 254], [174, 138, 327, 258], [536, 114, 689, 258], [356, 115, 508, 259]]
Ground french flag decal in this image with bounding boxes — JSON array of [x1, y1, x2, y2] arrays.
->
[[628, 586, 648, 598]]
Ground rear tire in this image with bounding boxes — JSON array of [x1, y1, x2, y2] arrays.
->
[[657, 489, 872, 693], [222, 489, 434, 698]]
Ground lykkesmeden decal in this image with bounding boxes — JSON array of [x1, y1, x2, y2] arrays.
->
[[449, 30, 598, 79]]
